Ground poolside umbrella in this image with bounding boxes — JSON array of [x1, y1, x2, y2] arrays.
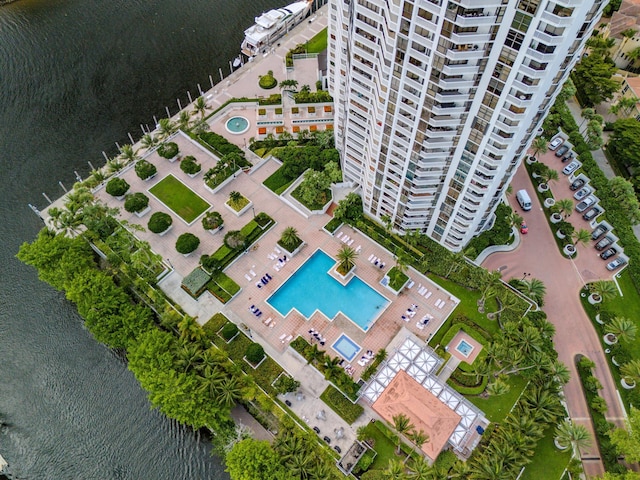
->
[[316, 410, 326, 421], [336, 427, 344, 439]]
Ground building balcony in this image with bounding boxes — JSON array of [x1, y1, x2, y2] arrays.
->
[[532, 30, 564, 47], [540, 11, 574, 28], [446, 47, 486, 61], [450, 32, 492, 45], [432, 104, 467, 115], [442, 63, 479, 76], [518, 64, 547, 79], [455, 13, 498, 27], [438, 77, 476, 90], [525, 47, 556, 64], [434, 91, 469, 103]]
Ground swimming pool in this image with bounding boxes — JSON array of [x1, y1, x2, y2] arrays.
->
[[456, 339, 474, 357], [332, 334, 361, 361], [266, 250, 389, 331]]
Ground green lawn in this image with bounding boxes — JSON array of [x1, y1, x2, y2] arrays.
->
[[426, 275, 500, 338], [359, 422, 402, 471], [467, 375, 528, 423], [306, 28, 327, 54], [520, 427, 571, 480], [149, 174, 210, 223]]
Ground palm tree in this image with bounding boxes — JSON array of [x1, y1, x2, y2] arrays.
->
[[280, 226, 301, 251], [517, 278, 546, 305], [535, 318, 556, 339], [279, 79, 299, 91], [605, 317, 637, 344], [520, 385, 563, 423], [556, 198, 574, 219], [620, 359, 640, 385], [392, 413, 414, 455], [336, 245, 358, 275], [384, 459, 408, 480], [213, 377, 245, 407], [177, 110, 192, 131], [306, 343, 324, 364], [589, 280, 618, 302], [118, 143, 138, 164], [178, 315, 206, 344], [395, 252, 410, 274], [407, 456, 432, 479], [48, 207, 80, 236], [547, 360, 571, 386], [449, 460, 471, 479], [570, 228, 591, 248], [322, 356, 342, 379], [540, 167, 559, 185], [229, 191, 243, 204], [554, 419, 592, 454], [531, 136, 547, 159], [627, 46, 640, 69], [287, 451, 313, 479], [191, 96, 208, 119], [157, 118, 176, 139], [479, 270, 502, 305], [140, 133, 159, 150], [506, 212, 523, 229], [469, 455, 512, 480], [491, 293, 520, 328], [487, 376, 511, 396], [609, 96, 639, 117], [176, 343, 203, 373], [405, 429, 429, 462]]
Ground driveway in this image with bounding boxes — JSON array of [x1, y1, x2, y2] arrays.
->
[[482, 162, 626, 478]]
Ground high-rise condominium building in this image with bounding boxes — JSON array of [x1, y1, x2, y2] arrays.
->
[[328, 0, 606, 251]]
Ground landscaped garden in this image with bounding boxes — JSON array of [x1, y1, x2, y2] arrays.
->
[[148, 174, 210, 223]]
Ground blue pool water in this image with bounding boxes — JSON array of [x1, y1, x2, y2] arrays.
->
[[332, 334, 361, 361], [456, 339, 474, 357], [267, 250, 389, 331]]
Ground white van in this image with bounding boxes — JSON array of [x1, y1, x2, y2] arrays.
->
[[516, 189, 532, 211]]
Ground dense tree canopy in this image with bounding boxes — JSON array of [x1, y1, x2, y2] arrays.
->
[[608, 119, 640, 169], [573, 52, 619, 106], [225, 439, 292, 480], [610, 407, 640, 463]]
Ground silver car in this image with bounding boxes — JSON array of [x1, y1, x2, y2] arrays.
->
[[574, 186, 591, 201], [576, 196, 596, 213], [563, 160, 580, 175], [607, 257, 626, 271]]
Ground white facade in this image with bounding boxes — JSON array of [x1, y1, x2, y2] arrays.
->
[[328, 0, 606, 251]]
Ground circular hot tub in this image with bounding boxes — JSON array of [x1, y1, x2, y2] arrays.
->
[[225, 116, 250, 135]]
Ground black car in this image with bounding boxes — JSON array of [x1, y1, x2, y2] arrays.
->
[[600, 247, 617, 260], [582, 206, 602, 221], [555, 145, 570, 157], [562, 152, 574, 163], [570, 178, 585, 191]]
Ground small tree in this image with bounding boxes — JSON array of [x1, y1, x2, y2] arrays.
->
[[134, 159, 157, 180], [175, 233, 200, 254], [105, 177, 130, 197], [589, 280, 618, 302], [280, 226, 301, 251], [224, 230, 247, 250], [221, 322, 238, 341], [336, 245, 358, 275], [201, 211, 224, 231], [245, 343, 265, 364], [147, 212, 172, 234], [124, 192, 149, 213], [200, 254, 221, 274], [334, 192, 363, 223], [605, 317, 637, 343], [180, 155, 201, 175], [555, 199, 574, 219], [157, 142, 179, 159]]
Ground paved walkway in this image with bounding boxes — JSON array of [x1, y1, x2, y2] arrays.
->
[[482, 161, 627, 478]]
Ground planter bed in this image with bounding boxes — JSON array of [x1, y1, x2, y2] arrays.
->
[[209, 214, 275, 269]]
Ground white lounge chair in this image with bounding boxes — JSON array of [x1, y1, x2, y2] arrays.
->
[[368, 254, 374, 262], [274, 264, 281, 271], [263, 317, 272, 326], [355, 245, 362, 253], [416, 322, 425, 330], [275, 247, 282, 254], [249, 269, 256, 277], [279, 333, 287, 341], [425, 291, 432, 299], [438, 301, 445, 309], [269, 321, 276, 328], [244, 274, 252, 281], [347, 239, 354, 246], [336, 232, 343, 240], [357, 359, 367, 367], [283, 334, 293, 344], [407, 280, 415, 289]]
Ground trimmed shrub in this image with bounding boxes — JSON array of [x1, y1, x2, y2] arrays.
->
[[259, 70, 277, 89], [105, 177, 130, 197], [245, 343, 265, 364], [319, 385, 364, 424], [221, 322, 238, 341], [157, 142, 178, 159], [180, 155, 201, 175], [273, 374, 300, 394], [134, 159, 157, 180], [224, 230, 247, 250], [124, 192, 149, 213], [175, 233, 200, 254], [201, 211, 224, 231], [148, 212, 172, 234]]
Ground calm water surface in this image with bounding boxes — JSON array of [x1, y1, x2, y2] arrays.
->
[[0, 0, 285, 478]]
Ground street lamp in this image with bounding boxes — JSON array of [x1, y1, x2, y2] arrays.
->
[[251, 207, 256, 218], [521, 272, 531, 281], [166, 258, 173, 269]]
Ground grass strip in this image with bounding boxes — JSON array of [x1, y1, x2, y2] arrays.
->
[[149, 174, 209, 223]]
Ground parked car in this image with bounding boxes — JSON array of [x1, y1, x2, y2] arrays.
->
[[600, 247, 617, 260], [607, 257, 627, 271], [549, 137, 564, 150], [591, 224, 608, 240], [576, 196, 596, 213], [555, 145, 570, 157], [595, 236, 614, 251], [520, 222, 529, 234], [582, 206, 602, 221], [562, 152, 574, 163], [574, 186, 591, 201], [570, 178, 585, 191], [563, 161, 580, 175]]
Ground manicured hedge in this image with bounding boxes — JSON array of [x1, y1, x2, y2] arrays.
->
[[465, 203, 514, 259], [209, 214, 274, 269], [203, 313, 228, 339], [319, 385, 364, 425], [263, 166, 295, 194], [323, 217, 342, 233]]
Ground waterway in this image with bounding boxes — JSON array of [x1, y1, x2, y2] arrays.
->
[[0, 0, 287, 478]]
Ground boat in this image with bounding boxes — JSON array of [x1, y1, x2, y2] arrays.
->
[[241, 0, 313, 57]]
